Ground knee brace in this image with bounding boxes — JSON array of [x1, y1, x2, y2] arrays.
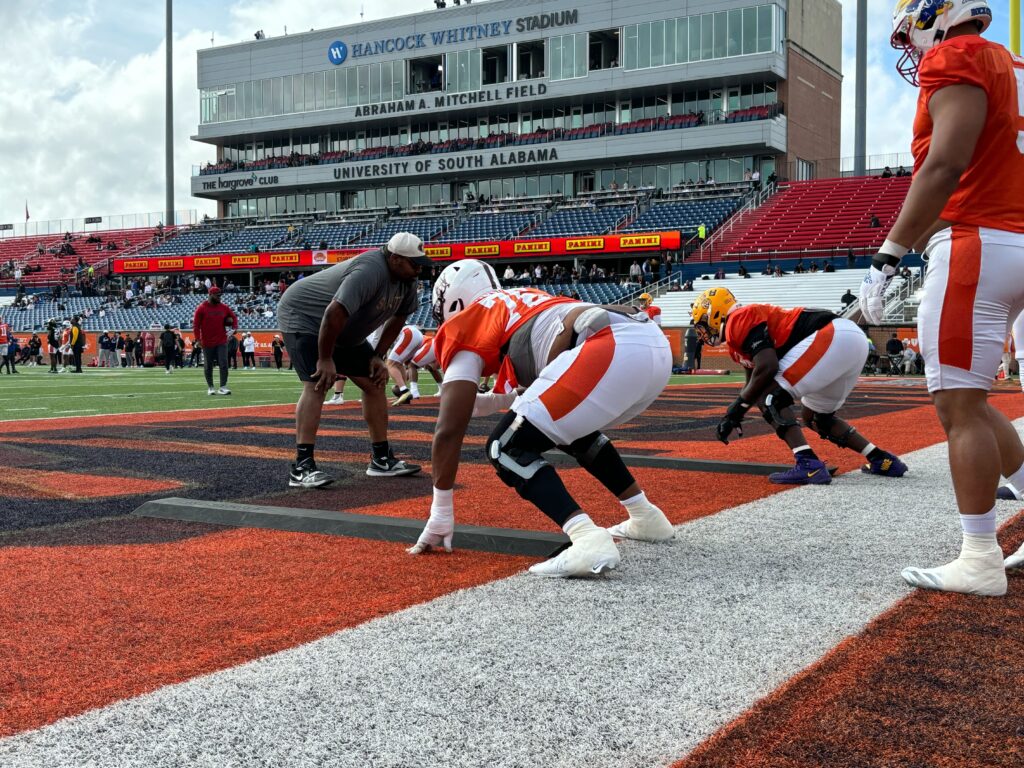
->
[[560, 431, 635, 497], [487, 411, 578, 526], [808, 411, 857, 447], [761, 387, 797, 438]]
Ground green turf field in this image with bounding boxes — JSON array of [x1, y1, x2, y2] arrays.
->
[[0, 365, 736, 421]]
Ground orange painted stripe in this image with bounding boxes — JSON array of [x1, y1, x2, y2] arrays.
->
[[782, 323, 835, 387], [938, 225, 981, 371], [538, 327, 616, 422], [0, 470, 182, 500]]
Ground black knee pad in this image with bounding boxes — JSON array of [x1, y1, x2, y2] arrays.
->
[[808, 411, 857, 447], [487, 411, 578, 526], [762, 387, 797, 438], [560, 431, 635, 497]]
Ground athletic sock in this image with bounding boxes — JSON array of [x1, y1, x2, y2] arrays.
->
[[620, 491, 650, 512], [960, 508, 998, 554], [371, 441, 390, 460], [409, 381, 420, 398], [563, 513, 598, 540], [862, 443, 887, 462], [793, 446, 818, 461], [296, 444, 315, 466]]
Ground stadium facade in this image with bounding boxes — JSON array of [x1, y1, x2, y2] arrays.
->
[[190, 0, 841, 219]]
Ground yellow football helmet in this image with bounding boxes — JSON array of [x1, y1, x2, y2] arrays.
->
[[691, 287, 737, 345], [638, 292, 653, 309]]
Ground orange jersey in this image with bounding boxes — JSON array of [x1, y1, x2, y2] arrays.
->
[[433, 288, 577, 377], [724, 304, 837, 368], [644, 305, 662, 324], [912, 36, 1024, 233], [0, 323, 9, 345]]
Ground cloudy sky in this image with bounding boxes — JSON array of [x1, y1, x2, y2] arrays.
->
[[0, 0, 1016, 228]]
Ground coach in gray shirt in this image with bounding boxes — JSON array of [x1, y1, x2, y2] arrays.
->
[[278, 232, 429, 487]]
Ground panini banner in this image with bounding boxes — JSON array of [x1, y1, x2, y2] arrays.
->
[[111, 231, 682, 274]]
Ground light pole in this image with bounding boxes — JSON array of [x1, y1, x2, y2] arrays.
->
[[165, 0, 174, 227]]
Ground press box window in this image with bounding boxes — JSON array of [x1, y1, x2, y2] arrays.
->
[[517, 40, 545, 79], [588, 29, 620, 70]]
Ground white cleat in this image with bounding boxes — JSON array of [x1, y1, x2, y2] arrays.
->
[[1005, 542, 1024, 570], [607, 502, 675, 542], [901, 549, 1007, 596], [528, 528, 621, 578], [207, 387, 216, 396], [325, 394, 345, 405], [218, 387, 231, 395]]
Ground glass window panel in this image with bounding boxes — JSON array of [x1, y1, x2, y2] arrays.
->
[[758, 5, 773, 52], [650, 20, 664, 67], [575, 32, 586, 78], [248, 80, 258, 117], [713, 12, 727, 58], [562, 34, 574, 77], [471, 48, 481, 90], [728, 9, 742, 56], [690, 16, 702, 62], [357, 65, 369, 104], [304, 73, 315, 110], [272, 78, 283, 114], [370, 63, 381, 102], [325, 70, 336, 109], [624, 25, 638, 70], [664, 19, 676, 65], [346, 68, 357, 106], [743, 7, 758, 55], [315, 71, 325, 109], [550, 37, 562, 79], [676, 17, 687, 64], [638, 22, 651, 69], [445, 53, 455, 91], [292, 75, 303, 112], [642, 165, 656, 188], [627, 166, 642, 188], [701, 15, 713, 60], [393, 63, 404, 98]]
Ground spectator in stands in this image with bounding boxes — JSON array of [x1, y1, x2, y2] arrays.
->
[[193, 286, 238, 395], [793, 260, 805, 274], [766, 171, 778, 185], [714, 266, 726, 280], [895, 166, 910, 177], [885, 333, 903, 357], [869, 213, 881, 228], [773, 266, 785, 277], [752, 169, 761, 188], [629, 260, 642, 284], [642, 259, 653, 285], [841, 289, 856, 308], [846, 247, 857, 268], [160, 325, 177, 374], [743, 169, 752, 182], [881, 166, 894, 178], [809, 261, 819, 273], [902, 342, 917, 375], [737, 263, 749, 278], [518, 268, 531, 285], [824, 260, 836, 273]]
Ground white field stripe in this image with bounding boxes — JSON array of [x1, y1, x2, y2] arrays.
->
[[0, 388, 298, 402], [0, 402, 296, 424], [1, 432, 1020, 767]]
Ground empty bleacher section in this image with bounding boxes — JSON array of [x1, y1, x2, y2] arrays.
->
[[437, 212, 537, 242], [531, 205, 632, 237], [145, 228, 230, 255], [356, 215, 454, 246], [297, 222, 369, 248], [624, 198, 743, 236], [209, 226, 290, 253], [706, 177, 911, 260]]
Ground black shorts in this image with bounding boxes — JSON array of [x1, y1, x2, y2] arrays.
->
[[283, 333, 373, 382]]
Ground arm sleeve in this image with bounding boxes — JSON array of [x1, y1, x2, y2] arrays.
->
[[442, 350, 486, 384], [741, 323, 774, 357]]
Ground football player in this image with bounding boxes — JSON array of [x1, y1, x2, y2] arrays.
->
[[385, 324, 425, 405], [637, 293, 662, 326], [693, 287, 907, 484], [408, 260, 674, 577], [860, 0, 1024, 594], [410, 337, 444, 394]]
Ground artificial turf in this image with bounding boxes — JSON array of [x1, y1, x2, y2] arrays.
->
[[0, 365, 737, 421]]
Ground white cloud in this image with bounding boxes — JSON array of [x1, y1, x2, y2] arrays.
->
[[839, 0, 918, 164]]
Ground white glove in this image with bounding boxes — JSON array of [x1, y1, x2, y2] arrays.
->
[[407, 488, 454, 554], [859, 241, 907, 324]]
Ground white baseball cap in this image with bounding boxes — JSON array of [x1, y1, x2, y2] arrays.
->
[[386, 232, 431, 266]]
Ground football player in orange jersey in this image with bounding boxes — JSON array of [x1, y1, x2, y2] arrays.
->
[[860, 0, 1024, 594], [407, 260, 674, 577], [693, 287, 907, 484], [637, 293, 662, 326]]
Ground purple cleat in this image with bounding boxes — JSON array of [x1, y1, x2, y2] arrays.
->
[[861, 452, 908, 478], [769, 457, 831, 485], [996, 485, 1021, 501]]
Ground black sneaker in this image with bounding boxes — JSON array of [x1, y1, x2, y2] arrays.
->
[[289, 460, 334, 488], [366, 453, 421, 477], [391, 388, 414, 406]]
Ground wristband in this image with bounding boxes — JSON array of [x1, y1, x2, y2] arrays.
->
[[726, 396, 751, 420], [432, 486, 454, 507], [877, 239, 908, 262]]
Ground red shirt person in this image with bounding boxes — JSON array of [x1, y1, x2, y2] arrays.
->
[[193, 286, 238, 395]]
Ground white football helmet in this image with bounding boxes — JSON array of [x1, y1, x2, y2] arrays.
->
[[431, 259, 501, 324], [891, 0, 992, 85]]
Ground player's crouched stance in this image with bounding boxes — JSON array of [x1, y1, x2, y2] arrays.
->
[[693, 287, 907, 483], [408, 260, 674, 577]]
